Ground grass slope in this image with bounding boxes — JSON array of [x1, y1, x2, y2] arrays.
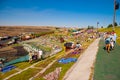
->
[[93, 39, 120, 80], [9, 68, 40, 80]]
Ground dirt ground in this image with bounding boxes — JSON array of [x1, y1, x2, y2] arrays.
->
[[0, 26, 55, 36]]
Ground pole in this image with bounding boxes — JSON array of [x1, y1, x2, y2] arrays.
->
[[97, 22, 99, 32], [113, 0, 116, 31]]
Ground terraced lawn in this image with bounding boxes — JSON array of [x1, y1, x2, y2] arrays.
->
[[0, 29, 97, 80]]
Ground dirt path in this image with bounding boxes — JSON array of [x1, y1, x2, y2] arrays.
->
[[63, 38, 100, 80]]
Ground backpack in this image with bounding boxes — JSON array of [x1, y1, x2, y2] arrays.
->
[[105, 40, 110, 44]]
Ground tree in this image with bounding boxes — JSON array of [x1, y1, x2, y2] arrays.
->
[[101, 26, 103, 28], [87, 25, 94, 29], [107, 22, 118, 28], [107, 24, 113, 28], [114, 22, 118, 26]]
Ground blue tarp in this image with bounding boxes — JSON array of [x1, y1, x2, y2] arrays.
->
[[1, 65, 16, 73], [4, 55, 29, 67], [58, 58, 77, 64]]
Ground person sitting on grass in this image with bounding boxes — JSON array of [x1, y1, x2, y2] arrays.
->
[[0, 67, 2, 71], [75, 42, 82, 51], [0, 59, 4, 71], [0, 60, 4, 68], [29, 51, 33, 63], [32, 52, 38, 60]]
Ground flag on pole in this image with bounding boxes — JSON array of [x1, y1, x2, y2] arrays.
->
[[115, 1, 119, 10], [97, 22, 99, 24]]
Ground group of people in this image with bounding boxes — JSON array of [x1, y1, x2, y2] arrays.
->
[[104, 31, 117, 53], [29, 50, 43, 63]]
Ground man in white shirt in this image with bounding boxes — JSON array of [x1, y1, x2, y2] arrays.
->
[[38, 50, 43, 59]]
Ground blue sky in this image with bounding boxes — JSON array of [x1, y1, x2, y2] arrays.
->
[[0, 0, 120, 28]]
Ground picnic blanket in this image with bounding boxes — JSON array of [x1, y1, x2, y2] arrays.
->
[[58, 58, 77, 64], [1, 65, 16, 73]]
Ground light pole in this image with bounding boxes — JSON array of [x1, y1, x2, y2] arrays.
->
[[113, 0, 116, 31], [97, 22, 99, 32]]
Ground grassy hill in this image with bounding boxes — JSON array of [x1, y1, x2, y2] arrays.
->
[[98, 26, 120, 45]]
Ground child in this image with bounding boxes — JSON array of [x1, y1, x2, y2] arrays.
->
[[110, 38, 114, 50], [105, 36, 111, 53]]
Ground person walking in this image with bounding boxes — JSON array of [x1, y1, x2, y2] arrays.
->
[[105, 33, 111, 53]]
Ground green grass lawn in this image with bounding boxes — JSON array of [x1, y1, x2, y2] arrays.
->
[[0, 69, 18, 80], [14, 62, 32, 69], [9, 68, 41, 80], [93, 39, 120, 80], [34, 56, 55, 67]]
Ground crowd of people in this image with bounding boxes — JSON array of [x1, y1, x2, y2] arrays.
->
[[104, 31, 117, 53]]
